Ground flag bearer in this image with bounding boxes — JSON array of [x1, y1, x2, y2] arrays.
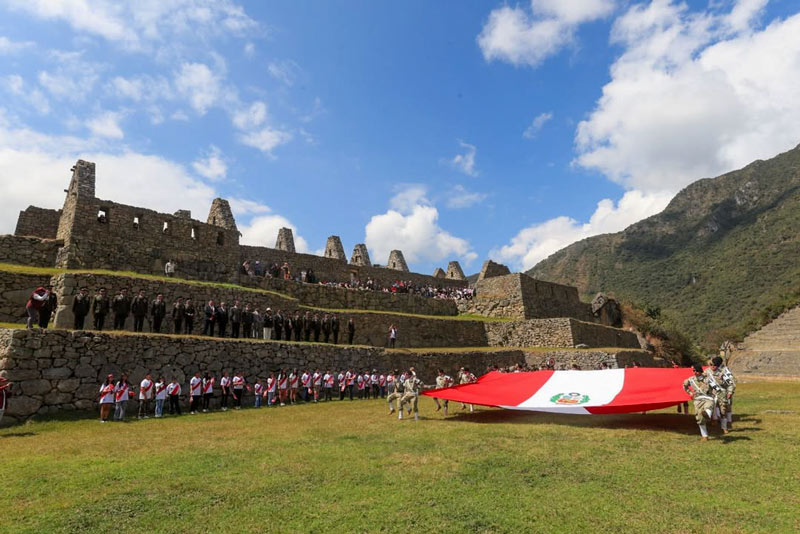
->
[[683, 364, 717, 441]]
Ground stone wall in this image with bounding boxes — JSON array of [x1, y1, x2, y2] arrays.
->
[[14, 206, 62, 239], [49, 273, 488, 349], [521, 349, 663, 370], [484, 318, 641, 349], [459, 273, 595, 321], [0, 272, 53, 323], [256, 277, 458, 316], [0, 235, 62, 268]]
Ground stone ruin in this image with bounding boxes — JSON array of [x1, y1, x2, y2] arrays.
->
[[350, 244, 371, 267], [446, 261, 466, 280], [433, 267, 446, 278], [275, 227, 296, 253], [477, 259, 511, 281], [387, 250, 409, 272], [206, 198, 237, 231], [324, 236, 346, 261]]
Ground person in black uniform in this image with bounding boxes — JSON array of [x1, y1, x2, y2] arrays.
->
[[293, 312, 302, 341], [39, 286, 58, 329], [72, 287, 91, 330], [216, 302, 228, 337], [229, 300, 241, 338], [347, 317, 355, 345], [273, 309, 284, 341], [111, 288, 131, 330], [151, 293, 167, 333], [303, 311, 312, 342], [131, 290, 148, 332], [172, 297, 185, 334], [183, 298, 195, 334], [312, 313, 321, 342], [92, 288, 110, 331], [203, 300, 215, 336], [321, 313, 331, 343], [331, 314, 340, 344], [242, 304, 252, 338]]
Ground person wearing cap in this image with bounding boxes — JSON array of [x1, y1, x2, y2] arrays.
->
[[72, 287, 91, 330], [706, 356, 736, 432], [0, 377, 13, 425], [683, 364, 717, 441], [92, 288, 110, 331], [97, 374, 114, 423], [398, 368, 423, 421]]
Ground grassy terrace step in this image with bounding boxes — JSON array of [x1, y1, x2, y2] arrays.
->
[[0, 262, 511, 323]]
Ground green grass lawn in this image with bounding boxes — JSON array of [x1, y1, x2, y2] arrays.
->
[[1, 382, 799, 534]]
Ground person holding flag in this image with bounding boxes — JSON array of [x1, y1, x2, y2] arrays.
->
[[683, 364, 718, 441], [433, 369, 454, 416], [189, 372, 203, 414], [398, 368, 423, 421], [97, 374, 115, 423], [458, 367, 477, 413], [138, 373, 154, 419]]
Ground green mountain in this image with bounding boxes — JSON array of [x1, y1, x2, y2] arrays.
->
[[528, 143, 800, 348]]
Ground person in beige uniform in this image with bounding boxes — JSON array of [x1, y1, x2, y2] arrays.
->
[[433, 368, 453, 416], [706, 356, 736, 432], [683, 364, 717, 441], [386, 370, 404, 415], [398, 368, 423, 421], [458, 367, 476, 413]]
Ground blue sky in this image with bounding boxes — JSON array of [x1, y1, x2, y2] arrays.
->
[[1, 0, 799, 275]]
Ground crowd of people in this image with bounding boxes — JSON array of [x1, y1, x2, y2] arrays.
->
[[93, 366, 480, 423], [241, 259, 475, 301]]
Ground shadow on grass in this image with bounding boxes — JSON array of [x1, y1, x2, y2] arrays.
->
[[0, 432, 36, 438], [435, 409, 762, 437]]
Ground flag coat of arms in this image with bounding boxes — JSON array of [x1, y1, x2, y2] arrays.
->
[[422, 368, 695, 414]]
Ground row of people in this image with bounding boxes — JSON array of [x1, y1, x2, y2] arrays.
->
[[66, 287, 357, 343], [682, 357, 737, 441]]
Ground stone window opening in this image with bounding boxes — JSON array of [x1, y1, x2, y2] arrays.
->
[[191, 226, 198, 240], [97, 208, 108, 224], [216, 231, 225, 246], [162, 221, 170, 234], [391, 261, 396, 268], [212, 216, 217, 225], [133, 216, 140, 230]]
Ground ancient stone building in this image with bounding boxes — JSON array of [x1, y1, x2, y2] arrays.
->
[[447, 261, 466, 280], [387, 250, 409, 272], [350, 244, 371, 267], [324, 236, 346, 261], [275, 228, 296, 253], [477, 260, 511, 281], [206, 199, 237, 232], [433, 267, 446, 278]]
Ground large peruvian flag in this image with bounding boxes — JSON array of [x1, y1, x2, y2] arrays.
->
[[422, 368, 695, 414]]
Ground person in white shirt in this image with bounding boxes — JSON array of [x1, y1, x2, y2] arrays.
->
[[323, 370, 334, 402], [189, 372, 202, 414], [254, 379, 263, 408], [338, 370, 347, 401], [378, 373, 387, 398], [138, 373, 154, 419], [300, 371, 311, 402], [219, 372, 231, 411], [202, 372, 215, 413], [312, 369, 322, 403], [289, 369, 299, 404], [278, 370, 288, 406], [154, 376, 167, 418], [356, 372, 366, 400], [166, 378, 181, 415], [114, 373, 131, 421], [433, 369, 454, 416], [266, 373, 277, 406], [232, 373, 245, 409], [98, 373, 115, 423], [370, 370, 379, 399]]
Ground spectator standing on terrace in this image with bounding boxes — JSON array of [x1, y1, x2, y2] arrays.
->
[[321, 313, 331, 343], [331, 314, 340, 344], [164, 259, 176, 278], [263, 309, 273, 340], [273, 309, 284, 341], [72, 286, 91, 330], [229, 301, 241, 339], [151, 293, 167, 333], [131, 290, 148, 333], [39, 286, 58, 330], [111, 289, 130, 330], [312, 313, 321, 342], [347, 318, 355, 345], [97, 374, 114, 423], [251, 309, 262, 339], [293, 312, 302, 341], [183, 299, 195, 334], [91, 288, 109, 331], [216, 302, 228, 338], [25, 286, 49, 329], [285, 314, 294, 341], [281, 262, 291, 280], [172, 298, 185, 334], [203, 300, 215, 336], [388, 324, 398, 348], [242, 304, 252, 338]]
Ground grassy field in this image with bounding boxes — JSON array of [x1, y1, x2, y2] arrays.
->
[[1, 382, 798, 534]]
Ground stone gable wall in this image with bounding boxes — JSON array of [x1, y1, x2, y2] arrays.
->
[[0, 235, 62, 268], [14, 207, 62, 239]]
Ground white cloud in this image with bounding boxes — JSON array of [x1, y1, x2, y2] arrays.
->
[[87, 110, 125, 139], [2, 75, 50, 114], [493, 190, 673, 270], [238, 127, 292, 155], [107, 75, 172, 103], [5, 0, 258, 51], [365, 187, 477, 268], [174, 62, 223, 115], [445, 185, 487, 209], [243, 42, 255, 58], [37, 51, 103, 102], [267, 60, 300, 86], [192, 146, 227, 182], [449, 140, 478, 176], [575, 0, 800, 194], [232, 101, 267, 130], [478, 0, 616, 67], [0, 35, 34, 54], [523, 111, 553, 139], [239, 215, 309, 253]]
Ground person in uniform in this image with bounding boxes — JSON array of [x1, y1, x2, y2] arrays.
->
[[289, 368, 299, 404], [273, 309, 284, 341], [331, 314, 340, 344], [294, 312, 302, 341], [203, 300, 216, 336], [338, 370, 346, 401], [137, 373, 154, 419], [312, 369, 322, 402], [398, 368, 423, 421], [151, 293, 167, 333], [284, 313, 294, 342], [183, 299, 195, 334], [232, 372, 245, 409], [254, 379, 263, 408], [323, 370, 334, 401], [266, 373, 277, 406], [312, 313, 321, 342], [112, 288, 131, 330], [242, 304, 253, 339], [263, 308, 273, 340], [91, 288, 110, 331], [172, 297, 185, 334], [433, 369, 454, 416], [386, 370, 403, 415], [215, 302, 228, 338], [277, 370, 288, 406], [707, 356, 736, 432], [229, 300, 241, 339], [321, 313, 331, 343], [131, 290, 148, 333], [72, 286, 91, 330], [683, 364, 718, 441], [459, 367, 476, 412]]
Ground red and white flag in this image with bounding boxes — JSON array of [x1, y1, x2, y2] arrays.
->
[[422, 368, 694, 414]]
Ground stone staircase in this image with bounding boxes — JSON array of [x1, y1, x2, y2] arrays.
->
[[730, 306, 800, 377]]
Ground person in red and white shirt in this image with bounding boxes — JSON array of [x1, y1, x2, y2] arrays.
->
[[97, 374, 115, 423], [277, 370, 289, 406], [138, 373, 154, 419], [338, 370, 347, 401], [189, 372, 203, 414], [356, 372, 366, 400], [232, 372, 245, 409], [323, 370, 334, 402], [254, 379, 263, 408], [219, 372, 231, 411], [371, 370, 380, 399], [312, 369, 322, 403], [114, 373, 131, 421], [202, 372, 215, 413], [167, 378, 182, 415], [300, 370, 311, 402], [154, 376, 167, 418], [288, 369, 299, 404], [345, 369, 355, 401], [378, 373, 387, 398], [266, 373, 277, 406]]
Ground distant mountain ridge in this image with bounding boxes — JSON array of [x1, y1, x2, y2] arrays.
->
[[528, 143, 800, 346]]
